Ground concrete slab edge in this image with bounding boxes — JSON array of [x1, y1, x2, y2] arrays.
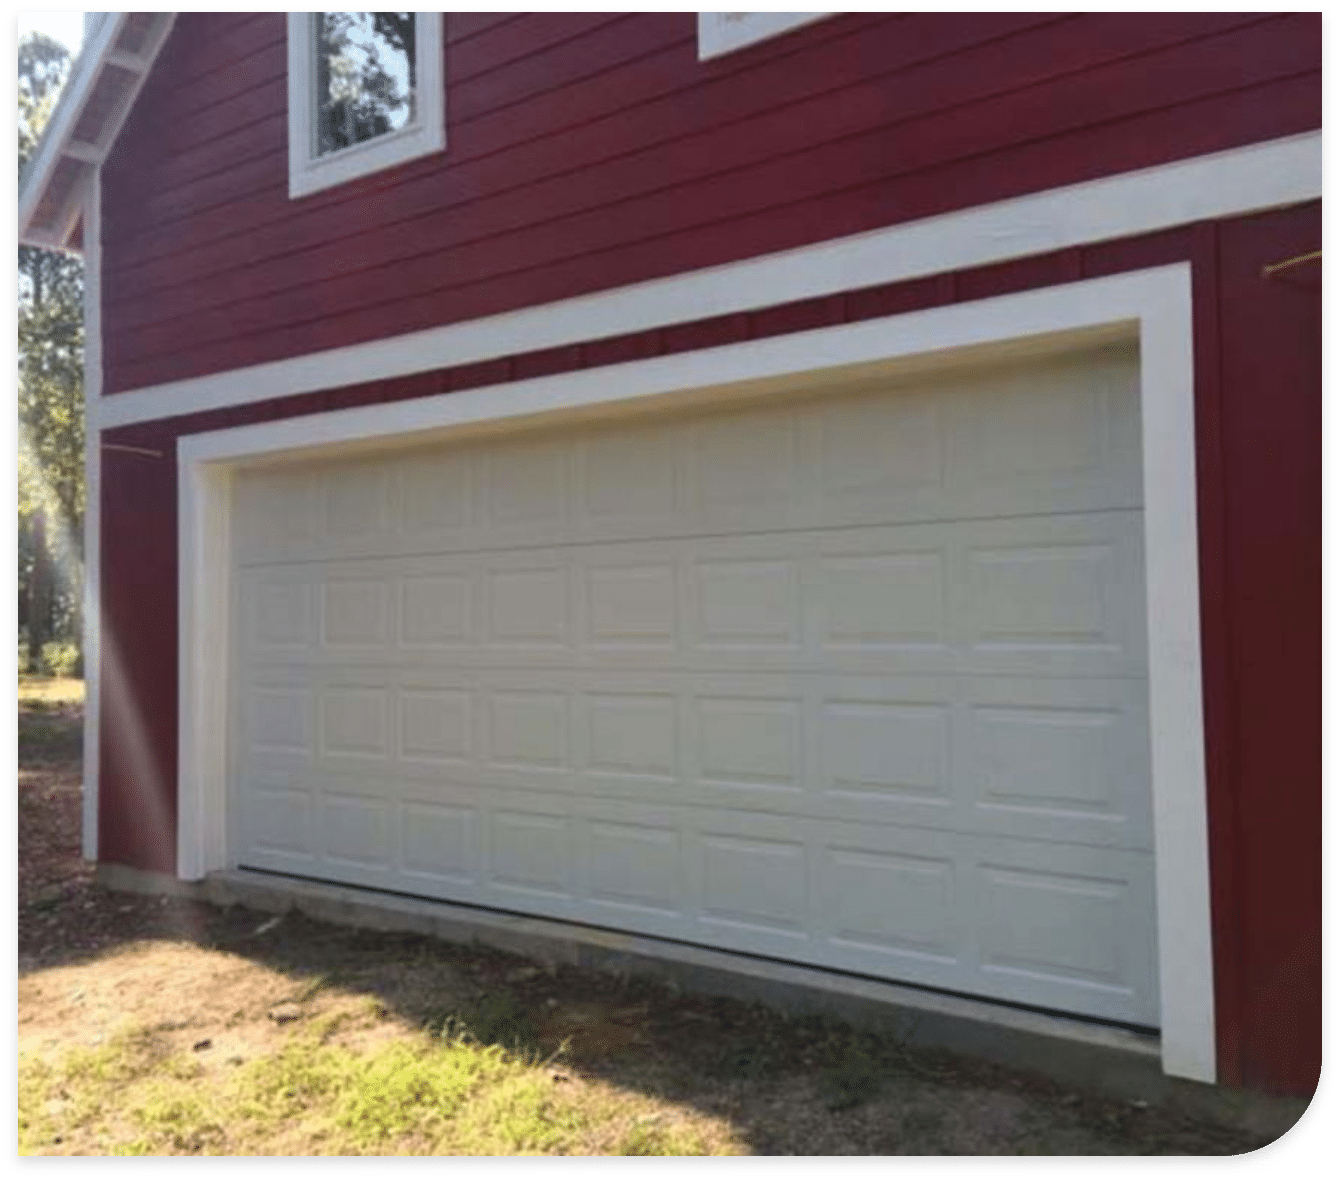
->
[[93, 862, 1310, 1141]]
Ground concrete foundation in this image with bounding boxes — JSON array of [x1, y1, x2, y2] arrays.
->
[[95, 861, 1310, 1141]]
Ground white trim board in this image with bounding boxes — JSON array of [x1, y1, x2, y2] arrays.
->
[[101, 130, 1319, 430], [697, 12, 832, 60], [177, 263, 1216, 1084], [81, 172, 103, 861]]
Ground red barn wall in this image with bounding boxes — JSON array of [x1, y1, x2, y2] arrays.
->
[[97, 202, 1321, 1098], [98, 11, 1321, 394]]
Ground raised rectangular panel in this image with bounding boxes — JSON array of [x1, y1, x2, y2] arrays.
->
[[401, 449, 472, 531], [322, 794, 389, 868], [400, 689, 473, 763], [322, 578, 388, 647], [978, 864, 1130, 988], [821, 386, 942, 494], [235, 467, 320, 557], [401, 574, 472, 645], [587, 564, 676, 647], [321, 688, 388, 757], [952, 365, 1105, 481], [695, 410, 795, 506], [697, 560, 799, 647], [489, 691, 568, 770], [820, 553, 945, 647], [244, 787, 312, 855], [701, 834, 805, 932], [697, 698, 800, 789], [326, 461, 388, 538], [491, 810, 571, 895], [588, 694, 677, 779], [970, 706, 1124, 819], [252, 580, 312, 650], [824, 846, 956, 960], [583, 428, 677, 520], [822, 701, 950, 801], [247, 687, 312, 755], [969, 544, 1114, 648], [485, 437, 566, 524], [487, 568, 567, 646], [588, 821, 681, 911], [402, 802, 478, 881]]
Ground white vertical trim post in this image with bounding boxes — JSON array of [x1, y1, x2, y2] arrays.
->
[[1137, 268, 1216, 1083], [176, 459, 232, 881], [81, 172, 102, 861]]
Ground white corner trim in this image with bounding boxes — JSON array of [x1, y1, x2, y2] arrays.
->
[[99, 130, 1318, 431], [697, 12, 832, 60], [176, 263, 1216, 1084], [1136, 274, 1216, 1084], [81, 172, 103, 862], [286, 13, 446, 200]]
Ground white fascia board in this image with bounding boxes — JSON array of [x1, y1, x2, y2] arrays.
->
[[176, 261, 1215, 1083], [20, 13, 178, 253], [18, 12, 126, 245], [99, 130, 1319, 431]]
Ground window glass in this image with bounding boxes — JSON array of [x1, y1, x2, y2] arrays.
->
[[314, 12, 416, 157]]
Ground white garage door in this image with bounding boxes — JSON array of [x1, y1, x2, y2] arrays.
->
[[229, 342, 1157, 1026]]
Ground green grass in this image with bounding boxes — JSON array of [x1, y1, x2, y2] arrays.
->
[[18, 1016, 722, 1156]]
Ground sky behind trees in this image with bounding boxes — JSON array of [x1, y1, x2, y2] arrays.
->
[[17, 10, 85, 57]]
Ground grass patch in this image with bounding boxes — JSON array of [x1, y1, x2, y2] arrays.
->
[[817, 1039, 887, 1112], [19, 1015, 728, 1156]]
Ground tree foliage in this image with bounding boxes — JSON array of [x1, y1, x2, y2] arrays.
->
[[18, 32, 85, 668], [315, 12, 416, 154]]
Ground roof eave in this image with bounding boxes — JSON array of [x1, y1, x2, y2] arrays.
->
[[18, 12, 177, 254]]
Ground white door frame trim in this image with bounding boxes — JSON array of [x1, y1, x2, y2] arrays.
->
[[177, 263, 1214, 1083], [102, 130, 1319, 431]]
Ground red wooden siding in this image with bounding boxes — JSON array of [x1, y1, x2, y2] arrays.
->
[[1203, 205, 1321, 1098], [97, 204, 1321, 1097], [98, 12, 1320, 394], [98, 423, 179, 878]]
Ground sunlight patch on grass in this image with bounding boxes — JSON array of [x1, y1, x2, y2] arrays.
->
[[18, 676, 84, 708], [19, 1016, 738, 1156]]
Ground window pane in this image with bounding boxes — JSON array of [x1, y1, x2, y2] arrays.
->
[[314, 13, 416, 157]]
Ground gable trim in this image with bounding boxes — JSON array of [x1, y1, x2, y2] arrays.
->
[[19, 13, 176, 252]]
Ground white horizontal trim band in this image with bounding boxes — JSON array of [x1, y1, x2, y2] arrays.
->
[[103, 130, 1319, 431]]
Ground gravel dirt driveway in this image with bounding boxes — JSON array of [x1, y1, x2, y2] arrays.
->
[[17, 690, 1286, 1155]]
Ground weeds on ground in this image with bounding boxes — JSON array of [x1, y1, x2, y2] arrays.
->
[[18, 1012, 728, 1156]]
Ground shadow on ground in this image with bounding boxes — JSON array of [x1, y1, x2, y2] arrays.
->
[[18, 705, 1279, 1155]]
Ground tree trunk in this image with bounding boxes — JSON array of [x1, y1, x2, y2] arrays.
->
[[28, 507, 51, 673]]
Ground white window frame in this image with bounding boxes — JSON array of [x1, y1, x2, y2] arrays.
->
[[697, 12, 831, 61], [286, 12, 445, 199]]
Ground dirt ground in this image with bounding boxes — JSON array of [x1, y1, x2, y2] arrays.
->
[[17, 695, 1283, 1155]]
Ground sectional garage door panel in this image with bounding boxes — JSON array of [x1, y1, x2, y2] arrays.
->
[[229, 343, 1158, 1025]]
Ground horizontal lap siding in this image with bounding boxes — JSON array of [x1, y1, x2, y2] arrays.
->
[[99, 12, 1319, 394]]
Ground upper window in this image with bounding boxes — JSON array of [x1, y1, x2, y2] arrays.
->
[[287, 12, 445, 199], [697, 12, 831, 61]]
